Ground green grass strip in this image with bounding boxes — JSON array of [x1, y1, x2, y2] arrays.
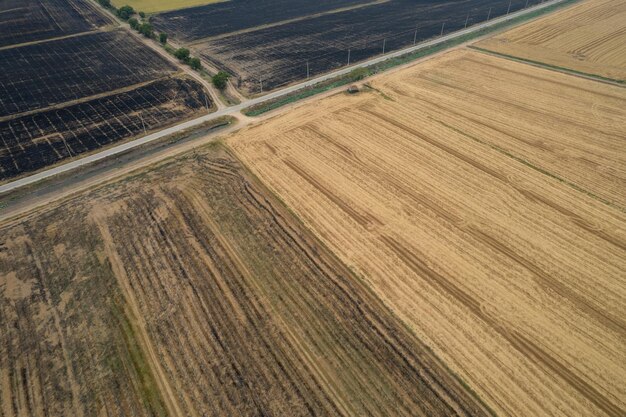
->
[[243, 0, 581, 116]]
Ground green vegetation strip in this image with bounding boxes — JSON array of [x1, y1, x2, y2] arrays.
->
[[244, 0, 580, 117], [469, 46, 626, 85], [112, 303, 168, 417]]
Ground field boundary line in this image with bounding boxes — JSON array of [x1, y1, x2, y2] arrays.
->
[[242, 0, 580, 115], [434, 119, 626, 214], [0, 0, 574, 196], [95, 217, 185, 417], [186, 0, 391, 45], [468, 46, 626, 87], [0, 73, 185, 124], [0, 27, 110, 52], [224, 144, 500, 417]]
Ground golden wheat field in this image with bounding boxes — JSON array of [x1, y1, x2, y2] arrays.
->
[[475, 0, 626, 80], [0, 145, 491, 417], [229, 49, 626, 417]]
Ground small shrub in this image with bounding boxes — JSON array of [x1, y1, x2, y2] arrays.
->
[[138, 11, 146, 18], [138, 22, 154, 38], [159, 33, 168, 44], [212, 71, 230, 90], [173, 48, 190, 62], [116, 5, 134, 20], [128, 17, 139, 30], [98, 0, 112, 8], [189, 57, 202, 70], [349, 67, 369, 81]]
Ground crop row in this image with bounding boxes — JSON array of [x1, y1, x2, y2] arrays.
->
[[0, 30, 177, 117], [0, 77, 210, 180], [152, 0, 371, 42], [198, 0, 539, 93], [0, 0, 111, 48]]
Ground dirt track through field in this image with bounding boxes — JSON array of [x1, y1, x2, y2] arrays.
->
[[229, 48, 626, 417]]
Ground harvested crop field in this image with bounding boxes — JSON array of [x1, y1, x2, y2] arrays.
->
[[229, 48, 626, 416], [110, 0, 223, 14], [0, 0, 111, 48], [475, 0, 626, 81], [152, 0, 373, 42], [0, 145, 492, 417], [0, 77, 211, 181], [194, 0, 539, 94], [0, 30, 178, 117]]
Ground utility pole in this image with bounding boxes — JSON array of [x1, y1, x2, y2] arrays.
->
[[525, 0, 529, 8], [347, 48, 351, 65], [259, 78, 263, 92], [204, 93, 209, 111], [487, 7, 492, 20], [306, 61, 310, 79], [440, 21, 445, 36], [413, 26, 418, 45], [382, 38, 386, 54], [140, 114, 146, 134], [464, 13, 470, 28], [507, 0, 512, 14]]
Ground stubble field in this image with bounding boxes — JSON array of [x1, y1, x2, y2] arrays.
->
[[151, 0, 372, 42], [0, 0, 111, 48], [0, 77, 211, 181], [475, 0, 626, 81], [0, 30, 177, 117], [167, 0, 538, 94], [0, 145, 490, 417], [229, 48, 626, 417]]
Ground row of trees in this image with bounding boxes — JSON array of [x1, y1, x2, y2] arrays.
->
[[173, 48, 202, 70], [100, 2, 230, 90]]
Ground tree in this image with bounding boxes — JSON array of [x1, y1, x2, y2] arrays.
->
[[128, 17, 139, 30], [212, 71, 230, 90], [189, 57, 202, 70], [117, 5, 134, 20], [138, 22, 154, 38], [98, 0, 111, 8], [159, 33, 168, 44], [174, 48, 190, 62], [138, 11, 146, 18]]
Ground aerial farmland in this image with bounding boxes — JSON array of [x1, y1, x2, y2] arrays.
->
[[153, 0, 549, 94], [1, 0, 625, 416], [0, 145, 492, 416], [229, 47, 626, 417], [0, 0, 213, 182], [475, 0, 626, 80]]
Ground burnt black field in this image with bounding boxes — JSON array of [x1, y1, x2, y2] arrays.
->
[[195, 0, 541, 93], [152, 0, 373, 42], [0, 30, 177, 117], [0, 78, 210, 180], [0, 0, 110, 48]]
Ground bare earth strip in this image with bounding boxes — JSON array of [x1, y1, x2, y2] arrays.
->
[[0, 146, 490, 417], [475, 0, 626, 81], [229, 48, 626, 417]]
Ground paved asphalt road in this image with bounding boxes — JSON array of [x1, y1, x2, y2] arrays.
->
[[0, 0, 566, 195]]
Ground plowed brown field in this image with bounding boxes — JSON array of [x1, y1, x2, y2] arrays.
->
[[475, 0, 626, 81], [229, 49, 626, 417], [0, 145, 490, 417]]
